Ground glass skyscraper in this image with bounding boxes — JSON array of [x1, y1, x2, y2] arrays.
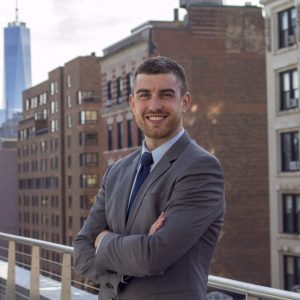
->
[[4, 16, 32, 121]]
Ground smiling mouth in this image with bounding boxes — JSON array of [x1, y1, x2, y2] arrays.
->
[[146, 115, 167, 121]]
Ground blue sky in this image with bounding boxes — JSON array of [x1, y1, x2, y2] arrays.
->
[[0, 0, 261, 107]]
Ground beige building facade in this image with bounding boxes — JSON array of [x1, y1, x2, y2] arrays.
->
[[261, 0, 300, 292]]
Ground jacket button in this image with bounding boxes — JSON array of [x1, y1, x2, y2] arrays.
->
[[105, 282, 113, 289]]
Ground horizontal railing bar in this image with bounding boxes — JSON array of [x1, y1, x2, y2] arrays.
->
[[1, 232, 300, 299], [0, 232, 73, 254], [208, 275, 300, 300]]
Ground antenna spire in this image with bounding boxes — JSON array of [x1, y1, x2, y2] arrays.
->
[[15, 0, 19, 22]]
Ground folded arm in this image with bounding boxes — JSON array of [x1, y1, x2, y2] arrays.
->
[[95, 157, 225, 277]]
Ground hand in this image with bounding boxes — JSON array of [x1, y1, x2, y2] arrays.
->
[[94, 230, 110, 249], [148, 212, 166, 235]]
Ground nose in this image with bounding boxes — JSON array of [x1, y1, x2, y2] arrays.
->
[[149, 96, 162, 112]]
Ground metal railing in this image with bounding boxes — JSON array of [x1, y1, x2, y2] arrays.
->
[[0, 232, 300, 300]]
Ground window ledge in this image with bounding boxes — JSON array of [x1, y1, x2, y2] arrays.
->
[[276, 107, 300, 116], [277, 171, 300, 177], [273, 43, 298, 56], [278, 233, 300, 240]]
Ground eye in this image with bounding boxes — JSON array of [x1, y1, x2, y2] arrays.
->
[[161, 92, 174, 98], [138, 92, 150, 99]]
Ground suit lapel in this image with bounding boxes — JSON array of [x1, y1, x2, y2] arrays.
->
[[119, 151, 140, 232], [125, 132, 191, 232]]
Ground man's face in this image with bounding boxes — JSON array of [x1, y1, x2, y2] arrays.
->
[[129, 73, 191, 150]]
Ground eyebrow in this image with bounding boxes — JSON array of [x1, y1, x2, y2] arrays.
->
[[136, 89, 150, 94], [160, 89, 176, 94], [135, 88, 176, 94]]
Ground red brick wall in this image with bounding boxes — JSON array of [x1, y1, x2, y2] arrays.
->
[[150, 6, 270, 285]]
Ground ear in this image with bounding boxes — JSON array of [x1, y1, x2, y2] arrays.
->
[[182, 92, 191, 112], [129, 94, 135, 113]]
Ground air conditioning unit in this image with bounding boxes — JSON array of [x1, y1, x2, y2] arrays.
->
[[106, 99, 112, 107], [289, 161, 300, 171], [287, 35, 296, 45], [289, 98, 298, 108]]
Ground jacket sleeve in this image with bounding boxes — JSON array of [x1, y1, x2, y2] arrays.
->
[[73, 167, 110, 282], [95, 155, 225, 277]]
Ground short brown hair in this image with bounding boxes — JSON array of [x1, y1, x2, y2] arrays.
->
[[132, 56, 188, 96]]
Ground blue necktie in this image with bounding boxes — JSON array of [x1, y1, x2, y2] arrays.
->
[[127, 152, 153, 216]]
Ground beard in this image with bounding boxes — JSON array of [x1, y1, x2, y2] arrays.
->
[[135, 112, 182, 141]]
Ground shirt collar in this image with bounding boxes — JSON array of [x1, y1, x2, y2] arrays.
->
[[141, 128, 185, 168]]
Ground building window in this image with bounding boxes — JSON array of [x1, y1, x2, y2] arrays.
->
[[67, 95, 71, 108], [51, 120, 59, 132], [126, 73, 132, 99], [77, 90, 93, 105], [54, 81, 59, 93], [281, 131, 299, 171], [79, 111, 98, 124], [68, 175, 72, 188], [117, 77, 123, 104], [67, 115, 72, 128], [127, 119, 133, 148], [43, 109, 48, 119], [280, 69, 299, 111], [278, 7, 296, 48], [39, 92, 47, 105], [284, 255, 300, 291], [283, 194, 300, 234], [25, 99, 30, 110], [108, 124, 113, 150], [80, 174, 99, 188], [50, 82, 55, 95], [117, 122, 123, 149], [79, 153, 99, 167], [107, 81, 112, 107], [80, 195, 95, 209], [67, 74, 71, 88], [50, 101, 55, 114], [68, 195, 72, 208], [79, 132, 98, 145]]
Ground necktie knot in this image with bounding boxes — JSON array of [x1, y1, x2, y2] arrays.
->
[[140, 152, 153, 167]]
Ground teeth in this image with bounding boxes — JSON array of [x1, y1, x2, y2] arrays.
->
[[148, 116, 164, 121]]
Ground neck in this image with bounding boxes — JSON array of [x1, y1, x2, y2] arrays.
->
[[145, 127, 183, 151]]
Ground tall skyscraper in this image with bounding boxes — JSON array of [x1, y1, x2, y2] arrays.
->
[[3, 2, 32, 123]]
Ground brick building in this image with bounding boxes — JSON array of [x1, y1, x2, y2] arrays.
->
[[100, 0, 270, 286], [17, 54, 102, 268]]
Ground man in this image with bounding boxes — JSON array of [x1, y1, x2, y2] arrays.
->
[[73, 56, 225, 300]]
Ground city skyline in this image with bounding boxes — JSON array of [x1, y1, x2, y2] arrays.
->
[[0, 0, 261, 109]]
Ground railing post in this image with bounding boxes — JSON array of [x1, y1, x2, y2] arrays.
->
[[60, 252, 71, 300], [5, 240, 15, 300], [29, 245, 40, 300]]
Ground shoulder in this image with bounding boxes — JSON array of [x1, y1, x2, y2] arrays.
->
[[108, 148, 140, 171], [182, 139, 223, 173]]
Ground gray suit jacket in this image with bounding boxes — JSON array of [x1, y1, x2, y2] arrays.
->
[[73, 132, 225, 300]]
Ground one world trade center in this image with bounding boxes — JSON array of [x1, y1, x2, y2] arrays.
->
[[4, 3, 32, 123]]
